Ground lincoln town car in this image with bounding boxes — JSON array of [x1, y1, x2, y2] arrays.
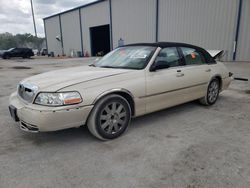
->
[[9, 42, 233, 140]]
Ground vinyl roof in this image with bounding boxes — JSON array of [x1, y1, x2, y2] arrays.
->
[[124, 42, 203, 49], [43, 0, 106, 20], [124, 42, 215, 63]]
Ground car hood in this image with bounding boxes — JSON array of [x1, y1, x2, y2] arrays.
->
[[0, 50, 7, 56], [21, 66, 132, 91]]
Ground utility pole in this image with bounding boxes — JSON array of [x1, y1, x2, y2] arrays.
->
[[30, 0, 37, 37]]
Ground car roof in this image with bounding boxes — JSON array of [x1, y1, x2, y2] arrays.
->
[[124, 42, 202, 50], [123, 42, 216, 63], [11, 48, 30, 49]]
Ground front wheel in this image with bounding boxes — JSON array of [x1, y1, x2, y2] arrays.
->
[[87, 94, 131, 140], [3, 55, 10, 59], [199, 79, 220, 106]]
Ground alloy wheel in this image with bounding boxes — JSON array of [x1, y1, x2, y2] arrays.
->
[[208, 80, 219, 104], [99, 102, 127, 135]]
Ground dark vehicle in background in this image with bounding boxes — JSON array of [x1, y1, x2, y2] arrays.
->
[[0, 48, 34, 59]]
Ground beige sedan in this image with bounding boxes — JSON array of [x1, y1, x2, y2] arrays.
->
[[9, 42, 233, 140]]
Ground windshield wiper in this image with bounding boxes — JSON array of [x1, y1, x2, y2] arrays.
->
[[89, 64, 96, 67], [99, 65, 140, 70], [99, 66, 118, 69]]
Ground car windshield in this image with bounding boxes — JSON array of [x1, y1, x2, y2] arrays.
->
[[7, 48, 14, 51], [94, 46, 156, 70]]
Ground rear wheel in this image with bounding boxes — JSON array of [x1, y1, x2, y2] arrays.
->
[[199, 79, 220, 105], [22, 54, 28, 58], [87, 94, 131, 140]]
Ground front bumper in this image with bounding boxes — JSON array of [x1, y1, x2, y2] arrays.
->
[[9, 92, 93, 132]]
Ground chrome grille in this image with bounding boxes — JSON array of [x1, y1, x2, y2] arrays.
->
[[18, 83, 38, 103]]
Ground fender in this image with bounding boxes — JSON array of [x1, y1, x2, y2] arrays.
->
[[209, 74, 222, 91], [92, 88, 134, 104]]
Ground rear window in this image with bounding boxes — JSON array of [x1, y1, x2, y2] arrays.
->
[[181, 47, 206, 65]]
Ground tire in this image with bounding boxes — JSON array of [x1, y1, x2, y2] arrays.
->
[[87, 94, 131, 140], [3, 55, 9, 59], [199, 78, 220, 106], [22, 54, 28, 59]]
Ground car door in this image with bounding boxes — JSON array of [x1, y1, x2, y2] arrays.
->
[[145, 47, 190, 113], [11, 48, 19, 57], [17, 48, 23, 57], [178, 47, 212, 99]]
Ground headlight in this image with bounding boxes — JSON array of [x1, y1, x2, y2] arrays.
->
[[34, 92, 82, 106]]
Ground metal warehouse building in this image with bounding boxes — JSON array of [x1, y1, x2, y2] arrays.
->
[[43, 0, 250, 61]]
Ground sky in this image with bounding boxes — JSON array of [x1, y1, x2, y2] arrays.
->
[[0, 0, 96, 37]]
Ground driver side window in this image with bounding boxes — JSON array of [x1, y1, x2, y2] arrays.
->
[[155, 47, 181, 69], [12, 48, 19, 53]]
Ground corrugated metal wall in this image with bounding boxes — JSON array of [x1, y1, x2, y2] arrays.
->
[[60, 10, 82, 57], [236, 0, 250, 61], [80, 1, 110, 54], [44, 16, 62, 56], [111, 0, 156, 48], [44, 0, 249, 61], [158, 0, 238, 61]]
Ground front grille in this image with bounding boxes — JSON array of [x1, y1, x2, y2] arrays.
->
[[18, 83, 38, 103]]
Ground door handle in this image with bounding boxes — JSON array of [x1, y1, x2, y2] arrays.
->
[[205, 68, 211, 72], [176, 73, 184, 77]]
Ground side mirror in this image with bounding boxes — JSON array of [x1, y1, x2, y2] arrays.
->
[[150, 61, 170, 71]]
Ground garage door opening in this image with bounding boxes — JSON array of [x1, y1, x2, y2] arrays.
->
[[90, 24, 110, 56]]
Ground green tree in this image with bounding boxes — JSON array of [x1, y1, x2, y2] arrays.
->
[[0, 33, 45, 51]]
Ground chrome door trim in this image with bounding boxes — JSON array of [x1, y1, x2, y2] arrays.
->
[[138, 82, 207, 99]]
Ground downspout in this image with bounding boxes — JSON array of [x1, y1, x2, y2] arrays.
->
[[59, 14, 64, 56], [156, 0, 159, 42], [79, 9, 84, 57], [233, 0, 243, 60], [109, 0, 113, 50]]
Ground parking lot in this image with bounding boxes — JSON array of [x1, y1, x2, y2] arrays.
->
[[0, 57, 249, 188]]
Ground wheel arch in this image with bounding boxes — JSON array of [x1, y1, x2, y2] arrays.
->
[[93, 89, 135, 116], [3, 52, 10, 59], [210, 74, 222, 91]]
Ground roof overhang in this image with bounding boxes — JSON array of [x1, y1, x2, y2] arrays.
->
[[43, 0, 106, 20]]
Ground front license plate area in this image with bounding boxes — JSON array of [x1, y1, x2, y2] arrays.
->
[[9, 105, 19, 122]]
